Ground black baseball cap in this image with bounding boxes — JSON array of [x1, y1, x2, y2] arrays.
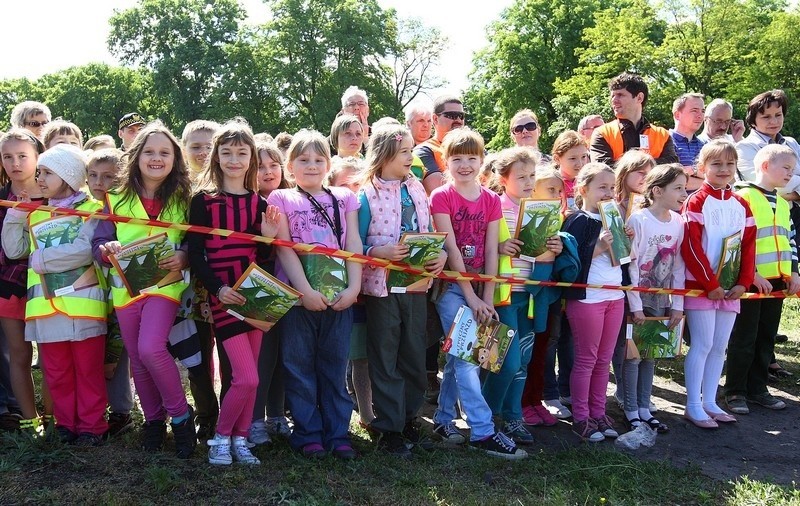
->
[[118, 112, 146, 130]]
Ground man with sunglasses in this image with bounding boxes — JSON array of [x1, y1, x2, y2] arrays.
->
[[698, 99, 745, 144], [414, 95, 465, 195], [590, 73, 678, 166]]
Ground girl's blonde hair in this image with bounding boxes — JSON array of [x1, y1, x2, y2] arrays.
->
[[573, 162, 614, 211], [111, 122, 191, 217], [534, 164, 563, 186], [42, 120, 83, 148], [0, 128, 45, 186], [257, 141, 292, 190], [442, 127, 484, 158], [196, 120, 259, 194], [329, 156, 364, 187], [362, 124, 412, 187], [479, 153, 501, 191], [287, 129, 331, 165], [551, 130, 586, 159], [698, 139, 738, 168], [87, 148, 123, 172], [614, 149, 656, 202], [642, 164, 687, 208], [490, 147, 539, 195]]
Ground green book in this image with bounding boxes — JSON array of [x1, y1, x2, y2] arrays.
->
[[626, 317, 684, 359], [387, 232, 447, 293], [715, 231, 742, 290], [598, 199, 632, 266], [299, 253, 348, 301], [225, 264, 302, 332], [109, 232, 183, 297], [442, 305, 516, 373], [30, 215, 99, 299], [514, 198, 562, 262]]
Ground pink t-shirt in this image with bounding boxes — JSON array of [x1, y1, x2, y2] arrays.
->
[[430, 184, 502, 271]]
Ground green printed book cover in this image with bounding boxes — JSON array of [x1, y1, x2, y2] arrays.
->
[[442, 305, 516, 373], [716, 231, 742, 290], [514, 198, 562, 262], [625, 317, 684, 359], [109, 232, 182, 297], [225, 263, 302, 332], [30, 215, 99, 299], [387, 232, 446, 293], [298, 253, 348, 301], [598, 199, 632, 266]]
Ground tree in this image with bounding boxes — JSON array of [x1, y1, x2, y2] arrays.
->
[[386, 18, 448, 111], [0, 78, 43, 131], [108, 0, 245, 126]]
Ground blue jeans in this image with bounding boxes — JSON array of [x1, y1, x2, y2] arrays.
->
[[544, 310, 573, 401], [482, 292, 534, 421], [433, 283, 495, 440], [279, 306, 353, 451]]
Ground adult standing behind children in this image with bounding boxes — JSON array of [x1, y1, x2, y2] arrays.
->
[[415, 95, 466, 195], [10, 101, 51, 141], [117, 113, 146, 151]]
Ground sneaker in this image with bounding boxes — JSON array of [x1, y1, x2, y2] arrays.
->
[[171, 407, 197, 459], [572, 419, 604, 442], [208, 434, 232, 465], [543, 399, 572, 419], [533, 405, 558, 426], [503, 420, 534, 445], [332, 444, 358, 460], [377, 432, 412, 459], [559, 395, 572, 406], [301, 442, 327, 459], [248, 419, 271, 446], [196, 422, 215, 443], [232, 436, 261, 464], [593, 415, 619, 439], [107, 412, 134, 437], [747, 392, 786, 410], [49, 426, 78, 444], [74, 432, 104, 447], [402, 418, 434, 451], [433, 423, 466, 444], [266, 416, 292, 438], [469, 432, 528, 460], [725, 395, 750, 415], [522, 405, 544, 426], [141, 420, 167, 452]]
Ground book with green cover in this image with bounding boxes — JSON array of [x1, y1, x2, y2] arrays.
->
[[30, 215, 99, 299], [514, 198, 562, 263], [625, 316, 684, 359], [715, 231, 742, 290], [598, 199, 632, 266], [387, 232, 447, 293], [225, 263, 302, 332], [298, 253, 348, 301], [109, 232, 183, 297], [442, 305, 516, 373]]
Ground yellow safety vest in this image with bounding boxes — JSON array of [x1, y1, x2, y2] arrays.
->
[[106, 192, 188, 309], [25, 199, 107, 322], [737, 186, 793, 280]]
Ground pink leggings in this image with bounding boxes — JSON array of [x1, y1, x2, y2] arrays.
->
[[216, 330, 262, 438], [566, 298, 625, 421], [117, 297, 187, 422]]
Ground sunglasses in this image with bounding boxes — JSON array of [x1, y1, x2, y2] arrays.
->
[[512, 121, 538, 134], [439, 111, 465, 121], [24, 120, 49, 128]]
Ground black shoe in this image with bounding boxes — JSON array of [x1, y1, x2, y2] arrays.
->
[[775, 333, 789, 343], [0, 412, 22, 432], [107, 412, 134, 437], [171, 406, 197, 459], [377, 432, 412, 459], [141, 420, 167, 452], [196, 422, 214, 443], [402, 418, 434, 451], [47, 426, 78, 444], [74, 432, 104, 447]]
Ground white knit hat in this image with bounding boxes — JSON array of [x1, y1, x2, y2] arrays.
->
[[38, 144, 87, 192]]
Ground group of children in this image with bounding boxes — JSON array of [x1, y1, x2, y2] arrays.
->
[[0, 101, 797, 465]]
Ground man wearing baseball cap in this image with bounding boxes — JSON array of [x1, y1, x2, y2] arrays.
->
[[118, 112, 146, 150]]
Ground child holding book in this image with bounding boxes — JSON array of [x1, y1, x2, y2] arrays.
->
[[625, 164, 687, 433], [2, 144, 108, 445], [430, 129, 527, 460], [681, 140, 755, 429], [267, 129, 362, 460], [724, 145, 800, 414], [551, 130, 590, 211], [92, 123, 197, 458], [357, 124, 446, 457]]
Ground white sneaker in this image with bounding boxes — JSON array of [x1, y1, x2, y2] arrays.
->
[[543, 399, 572, 419], [232, 436, 261, 465], [266, 416, 292, 438], [208, 434, 232, 465], [248, 419, 271, 445], [559, 395, 572, 406]]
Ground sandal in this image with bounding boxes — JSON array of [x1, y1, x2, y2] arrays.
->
[[769, 366, 793, 378], [625, 417, 642, 431], [643, 417, 669, 434]]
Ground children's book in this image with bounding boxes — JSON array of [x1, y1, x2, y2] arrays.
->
[[225, 263, 302, 332], [387, 232, 447, 293], [109, 232, 183, 297], [715, 231, 742, 290], [514, 198, 562, 263], [625, 316, 684, 359], [298, 253, 348, 301], [30, 215, 99, 299], [626, 192, 647, 222], [442, 305, 516, 373], [598, 199, 632, 266]]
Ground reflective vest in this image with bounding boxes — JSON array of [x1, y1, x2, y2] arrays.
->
[[106, 192, 188, 309], [25, 199, 107, 322], [737, 186, 793, 280], [417, 138, 445, 177], [597, 120, 670, 161]]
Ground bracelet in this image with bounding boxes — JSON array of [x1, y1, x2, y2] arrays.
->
[[217, 285, 229, 298]]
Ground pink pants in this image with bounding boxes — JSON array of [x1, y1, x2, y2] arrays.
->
[[216, 330, 262, 438], [566, 298, 625, 421], [117, 297, 187, 422], [40, 336, 108, 435]]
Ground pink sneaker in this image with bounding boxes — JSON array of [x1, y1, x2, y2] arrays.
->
[[522, 405, 544, 426], [533, 405, 558, 426]]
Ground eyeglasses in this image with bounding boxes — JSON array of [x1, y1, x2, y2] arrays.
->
[[346, 101, 367, 108], [708, 118, 732, 127], [512, 121, 538, 134], [24, 120, 49, 128], [439, 111, 465, 121]]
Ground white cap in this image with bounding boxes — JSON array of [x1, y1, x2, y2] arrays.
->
[[38, 144, 87, 191]]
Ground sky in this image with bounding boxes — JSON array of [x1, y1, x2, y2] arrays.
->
[[3, 0, 514, 97]]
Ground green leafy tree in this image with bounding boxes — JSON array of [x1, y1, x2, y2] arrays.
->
[[0, 78, 44, 131]]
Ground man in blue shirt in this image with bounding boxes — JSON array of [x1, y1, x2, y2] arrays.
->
[[670, 93, 706, 191]]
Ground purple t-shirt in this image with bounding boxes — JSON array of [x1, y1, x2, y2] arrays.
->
[[430, 184, 502, 271]]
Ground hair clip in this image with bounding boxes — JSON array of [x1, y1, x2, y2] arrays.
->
[[394, 134, 403, 142]]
